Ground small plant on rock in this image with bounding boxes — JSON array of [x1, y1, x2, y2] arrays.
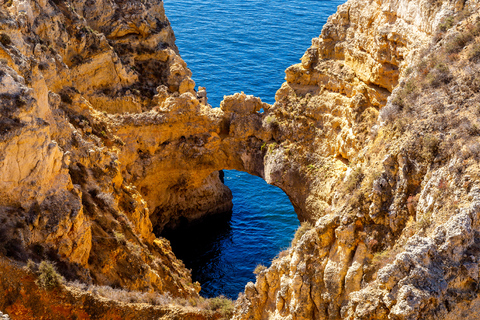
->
[[36, 261, 64, 290], [253, 264, 267, 275], [291, 221, 313, 246]]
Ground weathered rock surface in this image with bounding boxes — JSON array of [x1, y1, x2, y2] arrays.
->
[[2, 0, 480, 318], [232, 0, 480, 319], [0, 258, 220, 320], [0, 0, 209, 301]]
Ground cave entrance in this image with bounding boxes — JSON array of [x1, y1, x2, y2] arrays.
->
[[162, 170, 299, 299]]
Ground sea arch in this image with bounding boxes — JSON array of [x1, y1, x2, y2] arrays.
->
[[111, 91, 307, 233]]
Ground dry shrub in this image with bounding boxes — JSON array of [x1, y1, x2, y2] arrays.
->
[[425, 63, 452, 88], [36, 261, 64, 290], [205, 296, 234, 319], [468, 42, 480, 63], [253, 264, 267, 275], [343, 167, 363, 192], [291, 221, 313, 246], [421, 134, 440, 162]]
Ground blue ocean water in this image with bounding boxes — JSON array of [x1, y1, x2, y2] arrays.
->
[[163, 0, 345, 299]]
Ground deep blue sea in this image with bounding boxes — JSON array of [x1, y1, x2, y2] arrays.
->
[[163, 0, 345, 299]]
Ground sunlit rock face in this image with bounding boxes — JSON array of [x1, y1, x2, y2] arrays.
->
[[3, 0, 480, 318], [0, 0, 214, 301], [230, 0, 480, 319]]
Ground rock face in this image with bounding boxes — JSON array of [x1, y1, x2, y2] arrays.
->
[[2, 0, 480, 318], [0, 0, 212, 301], [232, 0, 480, 319]]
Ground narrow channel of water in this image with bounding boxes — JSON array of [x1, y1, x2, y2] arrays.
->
[[164, 171, 298, 299], [163, 0, 345, 299]]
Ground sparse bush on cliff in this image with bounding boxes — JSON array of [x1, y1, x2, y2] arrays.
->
[[205, 296, 234, 319], [468, 42, 480, 63], [343, 167, 363, 192], [253, 264, 267, 275], [417, 210, 432, 231], [425, 63, 452, 88], [26, 259, 37, 273], [36, 261, 64, 290], [421, 134, 440, 162], [391, 78, 418, 111], [273, 248, 290, 261], [292, 221, 313, 246], [265, 115, 276, 124], [371, 247, 398, 269], [113, 231, 126, 245], [438, 16, 455, 32]]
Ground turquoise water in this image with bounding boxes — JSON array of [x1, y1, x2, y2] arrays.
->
[[163, 0, 344, 299]]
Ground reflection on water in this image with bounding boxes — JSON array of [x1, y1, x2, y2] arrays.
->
[[163, 171, 299, 299]]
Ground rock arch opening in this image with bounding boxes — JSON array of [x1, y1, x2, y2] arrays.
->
[[161, 170, 299, 299]]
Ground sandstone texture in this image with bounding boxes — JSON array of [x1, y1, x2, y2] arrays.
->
[[232, 0, 480, 319], [0, 0, 216, 306], [2, 0, 480, 319]]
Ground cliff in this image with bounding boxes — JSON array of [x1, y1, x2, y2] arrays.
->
[[0, 0, 228, 314], [233, 0, 480, 319], [1, 0, 480, 319]]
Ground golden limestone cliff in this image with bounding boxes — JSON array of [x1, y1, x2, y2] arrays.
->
[[0, 0, 232, 318], [2, 0, 480, 319], [232, 0, 480, 319]]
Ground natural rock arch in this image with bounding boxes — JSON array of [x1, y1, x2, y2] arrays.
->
[[110, 91, 300, 232]]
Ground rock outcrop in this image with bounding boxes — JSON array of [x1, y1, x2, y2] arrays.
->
[[2, 0, 480, 318], [232, 0, 480, 319], [0, 0, 212, 302], [0, 258, 220, 320]]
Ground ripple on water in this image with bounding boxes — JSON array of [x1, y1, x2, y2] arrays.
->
[[163, 0, 345, 299]]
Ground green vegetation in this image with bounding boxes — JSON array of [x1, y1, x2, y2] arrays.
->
[[36, 261, 64, 290], [417, 210, 432, 231], [267, 142, 277, 154], [206, 296, 234, 319], [265, 115, 276, 124], [438, 16, 455, 32], [113, 231, 126, 245], [371, 248, 396, 269], [343, 167, 363, 192], [26, 259, 37, 273], [421, 134, 440, 162], [261, 141, 267, 151], [468, 42, 480, 63], [425, 62, 452, 88]]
